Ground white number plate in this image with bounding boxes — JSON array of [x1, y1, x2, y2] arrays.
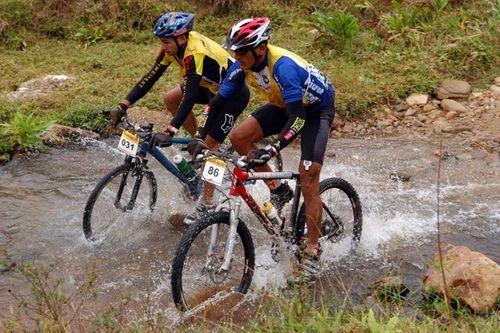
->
[[117, 130, 139, 156], [202, 157, 227, 186]]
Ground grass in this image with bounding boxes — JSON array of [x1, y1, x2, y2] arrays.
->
[[3, 260, 499, 332], [0, 1, 497, 130]]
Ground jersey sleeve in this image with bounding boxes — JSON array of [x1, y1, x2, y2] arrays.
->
[[169, 55, 202, 131], [273, 57, 304, 104], [125, 48, 169, 105], [217, 61, 246, 98]]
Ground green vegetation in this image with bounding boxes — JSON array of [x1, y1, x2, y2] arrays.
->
[[0, 0, 498, 160], [2, 261, 499, 332], [0, 111, 50, 155]]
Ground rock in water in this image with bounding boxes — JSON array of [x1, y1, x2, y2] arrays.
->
[[423, 244, 500, 313]]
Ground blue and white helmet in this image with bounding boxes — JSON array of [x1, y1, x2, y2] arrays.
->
[[153, 12, 194, 38]]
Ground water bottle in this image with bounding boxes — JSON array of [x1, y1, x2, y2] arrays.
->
[[173, 154, 196, 179], [262, 201, 282, 228]]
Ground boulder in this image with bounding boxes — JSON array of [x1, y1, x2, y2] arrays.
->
[[42, 124, 99, 146], [406, 93, 429, 106], [441, 99, 467, 113], [445, 111, 458, 120], [423, 244, 500, 313], [342, 123, 354, 133], [423, 104, 436, 112], [432, 118, 451, 131], [436, 80, 472, 99], [404, 108, 417, 117], [489, 85, 500, 96], [7, 75, 73, 102]]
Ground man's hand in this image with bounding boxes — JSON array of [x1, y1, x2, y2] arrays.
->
[[152, 131, 173, 147], [110, 104, 128, 128], [187, 138, 208, 159], [247, 144, 278, 164]]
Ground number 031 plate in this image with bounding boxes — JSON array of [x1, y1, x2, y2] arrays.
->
[[202, 157, 227, 186], [118, 130, 139, 156]]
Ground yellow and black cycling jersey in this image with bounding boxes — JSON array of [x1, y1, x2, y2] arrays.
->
[[124, 31, 233, 131], [160, 31, 231, 95]]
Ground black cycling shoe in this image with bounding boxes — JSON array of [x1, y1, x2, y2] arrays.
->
[[270, 182, 294, 211]]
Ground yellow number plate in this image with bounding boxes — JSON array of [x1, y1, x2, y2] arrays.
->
[[117, 130, 139, 156]]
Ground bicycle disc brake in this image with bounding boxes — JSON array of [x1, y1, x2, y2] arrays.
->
[[322, 213, 344, 241], [204, 255, 230, 284]]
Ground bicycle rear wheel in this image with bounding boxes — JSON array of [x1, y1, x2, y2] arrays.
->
[[83, 162, 157, 242], [171, 211, 255, 312], [296, 177, 362, 244]]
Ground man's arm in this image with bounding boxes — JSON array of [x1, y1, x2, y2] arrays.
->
[[167, 55, 202, 133], [124, 50, 170, 105], [273, 60, 306, 150]]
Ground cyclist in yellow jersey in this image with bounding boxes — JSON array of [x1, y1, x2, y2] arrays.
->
[[109, 12, 250, 224], [220, 17, 335, 281]]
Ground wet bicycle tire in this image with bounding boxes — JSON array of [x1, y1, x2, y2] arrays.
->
[[83, 162, 157, 241], [295, 177, 362, 244], [171, 211, 255, 312]]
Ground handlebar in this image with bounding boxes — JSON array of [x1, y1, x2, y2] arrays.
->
[[191, 148, 271, 172]]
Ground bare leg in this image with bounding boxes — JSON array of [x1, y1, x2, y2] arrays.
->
[[201, 135, 220, 201], [299, 161, 322, 247], [163, 86, 198, 137]]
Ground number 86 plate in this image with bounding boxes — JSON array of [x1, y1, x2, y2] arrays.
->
[[202, 157, 227, 186]]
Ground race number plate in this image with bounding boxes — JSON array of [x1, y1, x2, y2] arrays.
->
[[202, 157, 227, 186], [117, 130, 139, 156]]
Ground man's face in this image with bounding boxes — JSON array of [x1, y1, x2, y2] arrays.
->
[[233, 44, 266, 70], [159, 35, 187, 56], [233, 47, 254, 70]]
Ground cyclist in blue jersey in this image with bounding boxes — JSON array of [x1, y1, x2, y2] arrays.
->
[[109, 12, 250, 224], [219, 17, 335, 281]]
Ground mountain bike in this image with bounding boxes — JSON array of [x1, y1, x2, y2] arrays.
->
[[82, 119, 283, 242], [170, 152, 363, 311]]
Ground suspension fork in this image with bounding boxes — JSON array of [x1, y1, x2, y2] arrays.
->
[[127, 170, 144, 210], [115, 156, 133, 209], [218, 194, 242, 272]]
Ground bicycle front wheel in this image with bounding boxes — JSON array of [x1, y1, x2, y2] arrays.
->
[[171, 211, 255, 312], [83, 162, 157, 242], [296, 177, 362, 244]]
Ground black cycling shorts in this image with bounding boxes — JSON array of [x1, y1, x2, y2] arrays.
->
[[199, 84, 250, 143], [251, 101, 335, 164]]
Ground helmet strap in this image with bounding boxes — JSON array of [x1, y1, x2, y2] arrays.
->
[[250, 46, 266, 71], [174, 36, 187, 58]]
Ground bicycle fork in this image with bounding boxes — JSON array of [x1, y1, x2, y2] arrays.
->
[[115, 164, 145, 212], [205, 195, 242, 275]]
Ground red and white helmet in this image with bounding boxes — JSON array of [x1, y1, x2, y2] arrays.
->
[[223, 17, 271, 51]]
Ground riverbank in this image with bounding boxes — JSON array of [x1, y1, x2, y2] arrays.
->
[[1, 0, 498, 160]]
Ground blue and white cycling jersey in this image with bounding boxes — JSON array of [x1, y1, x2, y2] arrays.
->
[[218, 44, 334, 111]]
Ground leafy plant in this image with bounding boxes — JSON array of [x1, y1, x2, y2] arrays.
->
[[311, 11, 360, 52], [381, 2, 419, 37], [0, 137, 15, 158], [362, 309, 402, 333], [0, 112, 51, 152], [427, 0, 450, 12]]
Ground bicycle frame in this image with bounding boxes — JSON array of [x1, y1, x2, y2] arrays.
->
[[141, 138, 201, 195], [127, 137, 202, 198], [212, 165, 303, 272]]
